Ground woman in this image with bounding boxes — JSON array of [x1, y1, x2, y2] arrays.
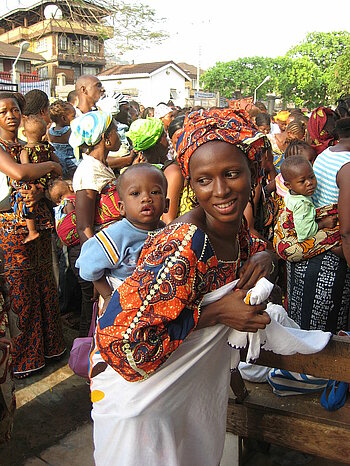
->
[[126, 117, 184, 224], [68, 110, 122, 335], [307, 106, 337, 156], [268, 120, 304, 173], [278, 103, 350, 332], [90, 108, 273, 466], [0, 91, 65, 378]]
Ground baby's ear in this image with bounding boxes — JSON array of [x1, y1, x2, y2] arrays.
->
[[118, 200, 126, 217], [163, 198, 170, 213], [284, 179, 291, 190]]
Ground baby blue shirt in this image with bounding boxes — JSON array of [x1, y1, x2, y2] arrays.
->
[[76, 218, 152, 282]]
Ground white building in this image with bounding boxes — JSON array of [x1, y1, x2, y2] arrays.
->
[[98, 61, 190, 107]]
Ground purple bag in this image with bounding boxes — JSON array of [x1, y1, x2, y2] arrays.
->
[[68, 301, 98, 379]]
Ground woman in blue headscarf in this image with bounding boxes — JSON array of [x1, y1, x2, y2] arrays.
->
[[68, 111, 122, 334]]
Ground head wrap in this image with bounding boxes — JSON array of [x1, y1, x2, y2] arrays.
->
[[177, 108, 268, 178], [274, 110, 290, 122], [307, 106, 336, 155], [69, 110, 112, 149], [154, 104, 173, 119], [126, 118, 164, 151], [97, 91, 129, 115]]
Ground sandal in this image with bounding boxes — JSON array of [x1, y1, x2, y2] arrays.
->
[[14, 371, 31, 380]]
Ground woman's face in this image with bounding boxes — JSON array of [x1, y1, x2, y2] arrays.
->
[[189, 141, 251, 226], [0, 97, 21, 134], [106, 122, 121, 152]]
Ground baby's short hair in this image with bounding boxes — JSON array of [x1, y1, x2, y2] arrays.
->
[[116, 163, 168, 199], [49, 100, 73, 123], [23, 113, 47, 132], [280, 155, 312, 182]]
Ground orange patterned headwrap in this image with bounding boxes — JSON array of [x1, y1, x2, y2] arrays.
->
[[177, 108, 269, 178]]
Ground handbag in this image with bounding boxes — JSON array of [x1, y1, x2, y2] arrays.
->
[[68, 300, 99, 379]]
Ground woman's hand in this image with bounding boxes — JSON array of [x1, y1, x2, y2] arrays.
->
[[237, 251, 275, 290], [19, 184, 44, 208], [49, 161, 63, 178], [198, 289, 270, 332], [132, 152, 146, 164]]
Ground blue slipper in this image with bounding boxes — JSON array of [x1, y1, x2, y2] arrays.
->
[[321, 380, 348, 411]]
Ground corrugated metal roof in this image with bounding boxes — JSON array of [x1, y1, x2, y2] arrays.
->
[[0, 41, 44, 61], [100, 61, 191, 80]]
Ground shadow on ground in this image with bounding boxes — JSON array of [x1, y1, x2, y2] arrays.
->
[[0, 323, 92, 466]]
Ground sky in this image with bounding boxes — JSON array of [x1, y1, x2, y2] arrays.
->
[[2, 0, 350, 70]]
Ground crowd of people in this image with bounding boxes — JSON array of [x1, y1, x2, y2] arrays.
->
[[0, 74, 349, 464]]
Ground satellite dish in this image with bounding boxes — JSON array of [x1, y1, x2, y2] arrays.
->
[[44, 5, 63, 20]]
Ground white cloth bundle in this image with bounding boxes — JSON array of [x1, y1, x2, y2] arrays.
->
[[202, 277, 332, 369]]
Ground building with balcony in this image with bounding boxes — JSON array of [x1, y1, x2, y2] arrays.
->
[[0, 0, 113, 96]]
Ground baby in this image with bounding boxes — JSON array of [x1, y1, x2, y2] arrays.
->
[[48, 179, 79, 247], [76, 163, 169, 312], [48, 100, 78, 179], [10, 114, 58, 243], [280, 155, 336, 242]]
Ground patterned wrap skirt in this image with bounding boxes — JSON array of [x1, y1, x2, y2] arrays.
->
[[286, 252, 350, 333], [0, 216, 66, 375]]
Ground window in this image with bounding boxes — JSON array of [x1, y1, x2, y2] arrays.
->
[[58, 35, 68, 51], [89, 40, 99, 54], [83, 66, 97, 75], [36, 38, 48, 53], [38, 67, 48, 79], [170, 89, 178, 100], [83, 39, 89, 53], [0, 60, 3, 72], [191, 79, 197, 89]]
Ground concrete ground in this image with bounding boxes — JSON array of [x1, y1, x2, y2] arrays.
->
[[0, 321, 348, 466]]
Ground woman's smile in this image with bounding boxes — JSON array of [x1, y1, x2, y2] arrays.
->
[[213, 199, 237, 214]]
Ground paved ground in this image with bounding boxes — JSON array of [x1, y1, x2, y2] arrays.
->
[[0, 322, 348, 466]]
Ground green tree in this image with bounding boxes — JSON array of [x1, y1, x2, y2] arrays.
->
[[286, 31, 350, 104], [272, 56, 325, 108], [327, 49, 350, 101], [286, 31, 350, 71], [201, 57, 274, 99]]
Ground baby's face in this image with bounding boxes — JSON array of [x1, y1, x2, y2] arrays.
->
[[50, 183, 72, 204], [286, 164, 317, 197]]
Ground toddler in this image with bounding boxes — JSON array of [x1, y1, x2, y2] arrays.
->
[[48, 100, 78, 179], [48, 179, 79, 247], [274, 140, 317, 198], [280, 155, 336, 242], [76, 163, 169, 312], [10, 114, 58, 243]]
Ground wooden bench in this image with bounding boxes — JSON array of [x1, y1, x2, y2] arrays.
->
[[225, 336, 350, 465]]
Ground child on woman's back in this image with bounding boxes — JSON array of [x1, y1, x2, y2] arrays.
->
[[76, 163, 169, 313], [10, 114, 58, 243], [48, 100, 78, 179], [272, 140, 317, 198], [48, 179, 79, 247], [280, 155, 337, 242]]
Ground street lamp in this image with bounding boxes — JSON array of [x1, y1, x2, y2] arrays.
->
[[12, 41, 30, 85], [254, 75, 270, 103]]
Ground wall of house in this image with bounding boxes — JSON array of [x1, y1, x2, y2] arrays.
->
[[149, 68, 186, 107], [100, 67, 187, 107]]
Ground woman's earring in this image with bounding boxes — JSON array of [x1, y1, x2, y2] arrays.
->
[[106, 139, 111, 146]]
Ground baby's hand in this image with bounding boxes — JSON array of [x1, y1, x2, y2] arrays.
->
[[318, 215, 338, 229]]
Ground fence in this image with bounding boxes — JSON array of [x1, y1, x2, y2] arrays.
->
[[0, 72, 51, 97], [0, 81, 18, 92]]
